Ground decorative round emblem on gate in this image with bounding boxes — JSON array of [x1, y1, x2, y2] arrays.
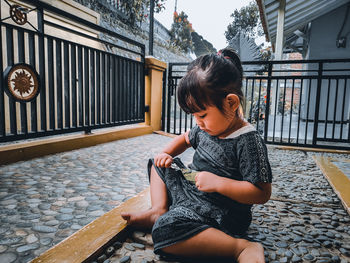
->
[[3, 63, 40, 102], [10, 4, 28, 25]]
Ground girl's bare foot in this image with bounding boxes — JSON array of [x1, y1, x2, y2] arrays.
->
[[237, 242, 265, 263], [121, 207, 167, 229]]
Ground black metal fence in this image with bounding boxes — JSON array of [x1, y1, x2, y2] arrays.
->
[[0, 0, 145, 142], [163, 59, 350, 150]]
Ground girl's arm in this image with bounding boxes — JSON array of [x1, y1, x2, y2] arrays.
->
[[163, 131, 191, 156], [195, 172, 271, 205], [154, 131, 191, 167]]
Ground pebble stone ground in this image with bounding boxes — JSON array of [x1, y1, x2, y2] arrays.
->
[[0, 133, 349, 263]]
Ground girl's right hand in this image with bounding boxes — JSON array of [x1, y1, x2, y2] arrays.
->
[[154, 152, 173, 167]]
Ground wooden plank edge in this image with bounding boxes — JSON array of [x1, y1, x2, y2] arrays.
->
[[0, 125, 153, 166], [313, 156, 350, 215], [276, 145, 350, 154], [153, 130, 178, 138], [31, 187, 151, 263]]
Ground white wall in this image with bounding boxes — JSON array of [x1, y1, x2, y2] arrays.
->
[[301, 3, 350, 127]]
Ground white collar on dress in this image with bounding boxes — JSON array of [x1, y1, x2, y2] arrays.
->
[[223, 123, 256, 139]]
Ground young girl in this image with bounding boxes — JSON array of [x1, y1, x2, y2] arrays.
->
[[121, 48, 272, 262]]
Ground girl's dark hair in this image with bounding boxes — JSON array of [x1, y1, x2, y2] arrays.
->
[[177, 47, 244, 114]]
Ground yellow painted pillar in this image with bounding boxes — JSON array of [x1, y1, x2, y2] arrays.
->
[[145, 56, 167, 131]]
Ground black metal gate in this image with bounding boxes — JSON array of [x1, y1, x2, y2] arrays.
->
[[0, 0, 145, 142], [162, 59, 350, 150]]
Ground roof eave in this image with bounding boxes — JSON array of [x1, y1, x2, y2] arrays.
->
[[256, 0, 270, 43]]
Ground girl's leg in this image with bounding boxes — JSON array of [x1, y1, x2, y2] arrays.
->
[[162, 228, 265, 263], [121, 165, 168, 228]]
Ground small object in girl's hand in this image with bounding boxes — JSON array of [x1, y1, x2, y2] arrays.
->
[[180, 168, 197, 183], [170, 160, 197, 183]]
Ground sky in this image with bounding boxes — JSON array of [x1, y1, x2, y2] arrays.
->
[[154, 0, 259, 50]]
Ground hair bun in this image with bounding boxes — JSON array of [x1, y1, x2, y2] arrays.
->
[[217, 47, 243, 78]]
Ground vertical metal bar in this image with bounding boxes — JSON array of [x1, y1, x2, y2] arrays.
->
[[340, 78, 347, 140], [264, 62, 272, 142], [64, 42, 70, 128], [244, 77, 248, 115], [134, 63, 140, 121], [38, 6, 46, 131], [166, 65, 172, 133], [125, 59, 130, 122], [90, 49, 95, 126], [190, 114, 193, 129], [123, 59, 128, 122], [272, 79, 279, 142], [173, 79, 177, 134], [101, 53, 106, 124], [249, 79, 255, 122], [84, 47, 89, 127], [18, 29, 25, 62], [118, 57, 122, 123], [126, 60, 133, 122], [161, 69, 167, 131], [106, 55, 110, 123], [140, 52, 145, 121], [120, 56, 124, 123], [135, 62, 140, 121], [332, 78, 339, 140], [149, 0, 154, 55], [47, 37, 54, 130], [179, 103, 182, 134], [6, 27, 16, 135], [71, 44, 77, 128], [305, 78, 312, 144], [56, 40, 63, 129], [18, 29, 27, 134], [134, 62, 139, 121], [77, 46, 83, 127], [280, 78, 286, 142], [312, 62, 323, 146], [256, 79, 262, 134], [128, 61, 133, 122], [0, 3, 4, 137], [132, 62, 136, 121], [296, 78, 303, 144], [166, 77, 174, 133], [110, 55, 115, 123], [137, 62, 141, 120], [96, 51, 100, 125], [288, 79, 295, 143], [114, 56, 119, 123], [324, 79, 331, 138]]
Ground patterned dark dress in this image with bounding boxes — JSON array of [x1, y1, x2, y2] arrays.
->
[[148, 124, 272, 253]]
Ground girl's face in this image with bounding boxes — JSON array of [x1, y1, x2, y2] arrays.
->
[[192, 95, 242, 138]]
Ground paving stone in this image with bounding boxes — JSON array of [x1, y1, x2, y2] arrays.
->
[[16, 243, 40, 253], [32, 225, 57, 233], [119, 256, 131, 263], [55, 214, 74, 221], [0, 245, 8, 253], [0, 252, 17, 263], [40, 237, 53, 246], [26, 234, 38, 243], [0, 237, 23, 245]]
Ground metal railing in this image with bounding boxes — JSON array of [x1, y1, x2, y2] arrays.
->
[[0, 0, 146, 142], [163, 59, 350, 150]]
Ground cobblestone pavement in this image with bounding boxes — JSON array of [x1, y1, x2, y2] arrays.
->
[[0, 134, 349, 263]]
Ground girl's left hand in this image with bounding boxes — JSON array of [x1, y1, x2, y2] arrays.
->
[[195, 171, 221, 193]]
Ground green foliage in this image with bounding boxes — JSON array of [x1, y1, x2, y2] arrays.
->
[[225, 1, 263, 42], [191, 31, 217, 57], [120, 0, 166, 26], [170, 11, 194, 52]]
